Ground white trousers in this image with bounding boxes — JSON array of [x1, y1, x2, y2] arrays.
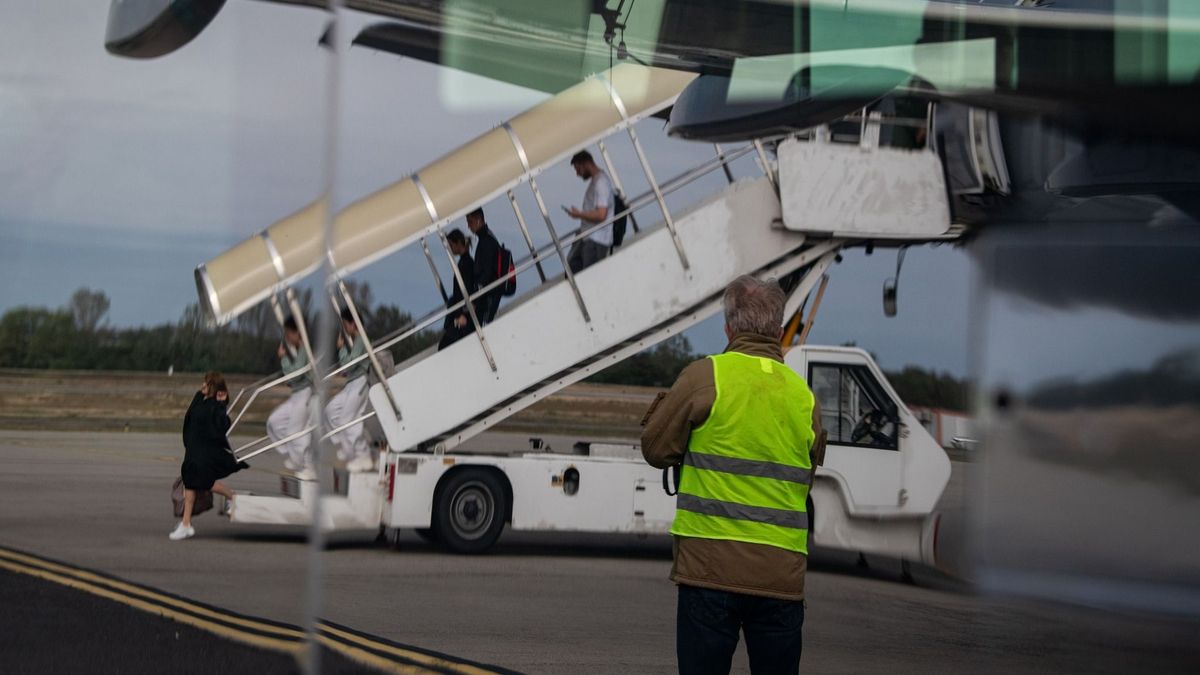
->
[[325, 376, 369, 460], [267, 388, 313, 467]]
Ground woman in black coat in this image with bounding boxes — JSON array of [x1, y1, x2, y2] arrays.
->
[[169, 372, 246, 541]]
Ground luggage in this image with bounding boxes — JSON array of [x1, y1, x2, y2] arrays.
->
[[171, 477, 213, 518]]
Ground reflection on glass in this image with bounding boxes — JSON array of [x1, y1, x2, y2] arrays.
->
[[974, 226, 1200, 614], [1, 2, 342, 673]]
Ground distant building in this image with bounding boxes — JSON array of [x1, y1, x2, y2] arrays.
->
[[908, 406, 976, 450]]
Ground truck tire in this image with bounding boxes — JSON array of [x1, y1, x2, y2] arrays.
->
[[433, 469, 507, 554]]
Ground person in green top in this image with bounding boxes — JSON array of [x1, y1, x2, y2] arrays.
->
[[325, 308, 373, 472], [267, 317, 313, 476]]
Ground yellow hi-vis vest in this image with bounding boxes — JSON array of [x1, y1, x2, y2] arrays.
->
[[671, 352, 816, 554]]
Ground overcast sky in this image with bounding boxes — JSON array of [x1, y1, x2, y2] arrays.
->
[[0, 1, 973, 376]]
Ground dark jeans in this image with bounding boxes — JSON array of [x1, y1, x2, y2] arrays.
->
[[567, 239, 609, 274], [677, 584, 805, 675], [476, 292, 501, 324], [437, 315, 468, 351]]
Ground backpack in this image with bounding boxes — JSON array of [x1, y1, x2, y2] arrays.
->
[[611, 191, 629, 248], [496, 245, 517, 297]]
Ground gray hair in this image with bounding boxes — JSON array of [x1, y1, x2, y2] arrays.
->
[[723, 275, 785, 336]]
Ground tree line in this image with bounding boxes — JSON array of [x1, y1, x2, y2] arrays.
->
[[0, 285, 436, 375], [0, 287, 971, 411]]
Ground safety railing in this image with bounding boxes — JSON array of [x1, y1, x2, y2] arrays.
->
[[224, 138, 768, 465]]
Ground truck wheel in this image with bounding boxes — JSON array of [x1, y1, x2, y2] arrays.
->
[[433, 469, 507, 554]]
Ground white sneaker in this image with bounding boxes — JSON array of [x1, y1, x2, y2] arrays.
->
[[346, 455, 375, 473], [284, 457, 301, 472], [293, 466, 317, 481], [168, 522, 195, 541]]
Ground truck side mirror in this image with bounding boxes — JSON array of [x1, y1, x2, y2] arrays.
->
[[883, 280, 898, 317], [883, 247, 906, 317]]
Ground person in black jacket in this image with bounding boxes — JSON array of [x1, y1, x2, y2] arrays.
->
[[466, 207, 503, 324], [170, 371, 247, 541], [438, 228, 477, 350]]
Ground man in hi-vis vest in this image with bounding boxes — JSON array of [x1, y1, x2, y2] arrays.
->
[[642, 275, 826, 675]]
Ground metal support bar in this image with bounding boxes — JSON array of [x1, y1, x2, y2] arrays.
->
[[624, 123, 689, 270], [319, 411, 377, 442], [420, 237, 450, 304], [229, 373, 275, 412], [581, 61, 687, 264], [501, 121, 590, 322], [796, 275, 830, 347], [232, 434, 271, 455], [781, 251, 839, 327], [860, 107, 882, 149], [597, 140, 639, 233], [435, 229, 498, 372], [336, 279, 404, 421], [284, 288, 317, 377], [714, 143, 735, 184], [925, 101, 936, 152], [236, 425, 314, 464], [528, 177, 591, 322], [508, 190, 546, 282], [228, 366, 313, 431], [268, 293, 287, 328], [753, 139, 777, 190]]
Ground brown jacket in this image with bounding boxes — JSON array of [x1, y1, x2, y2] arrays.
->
[[640, 333, 826, 601]]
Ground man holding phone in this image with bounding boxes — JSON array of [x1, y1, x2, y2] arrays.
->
[[565, 150, 613, 273]]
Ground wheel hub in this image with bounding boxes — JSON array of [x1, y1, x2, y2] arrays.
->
[[450, 483, 494, 540]]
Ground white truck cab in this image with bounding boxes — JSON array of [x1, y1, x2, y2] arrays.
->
[[785, 346, 952, 565]]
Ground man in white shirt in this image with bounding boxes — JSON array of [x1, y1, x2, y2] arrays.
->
[[566, 150, 613, 273]]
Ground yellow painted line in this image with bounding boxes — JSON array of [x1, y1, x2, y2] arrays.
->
[[319, 623, 498, 675], [315, 633, 432, 675], [0, 558, 302, 655], [0, 547, 304, 640], [0, 546, 506, 674]]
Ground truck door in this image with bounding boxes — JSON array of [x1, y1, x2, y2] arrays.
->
[[807, 360, 904, 509]]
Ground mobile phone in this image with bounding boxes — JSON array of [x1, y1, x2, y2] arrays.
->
[[560, 205, 571, 214]]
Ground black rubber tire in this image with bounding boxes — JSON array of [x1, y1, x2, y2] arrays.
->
[[414, 527, 439, 544], [432, 469, 508, 554]]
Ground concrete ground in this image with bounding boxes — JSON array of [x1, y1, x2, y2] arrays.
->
[[1, 430, 1197, 673]]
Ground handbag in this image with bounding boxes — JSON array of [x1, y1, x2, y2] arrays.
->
[[171, 477, 214, 518]]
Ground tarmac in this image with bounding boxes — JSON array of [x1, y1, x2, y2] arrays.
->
[[1, 429, 1198, 673], [0, 564, 390, 675]]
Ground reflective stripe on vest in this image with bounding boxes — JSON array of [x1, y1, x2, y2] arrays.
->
[[671, 352, 816, 554]]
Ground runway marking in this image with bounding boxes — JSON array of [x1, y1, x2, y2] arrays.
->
[[0, 545, 515, 675], [0, 547, 303, 639]]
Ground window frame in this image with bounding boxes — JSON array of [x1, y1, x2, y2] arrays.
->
[[808, 361, 900, 452]]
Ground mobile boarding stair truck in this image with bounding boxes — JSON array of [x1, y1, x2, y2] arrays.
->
[[195, 64, 954, 566]]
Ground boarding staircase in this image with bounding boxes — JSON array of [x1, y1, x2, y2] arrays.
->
[[200, 64, 954, 527]]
